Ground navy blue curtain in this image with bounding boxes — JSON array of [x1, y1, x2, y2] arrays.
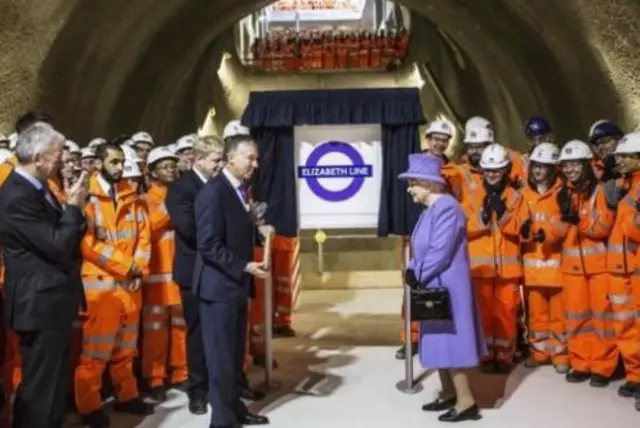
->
[[241, 88, 425, 237]]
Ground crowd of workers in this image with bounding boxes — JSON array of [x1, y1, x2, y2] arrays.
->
[[398, 114, 640, 413], [249, 29, 410, 71], [268, 0, 358, 11], [0, 115, 297, 427]]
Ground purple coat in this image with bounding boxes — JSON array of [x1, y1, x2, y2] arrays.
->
[[409, 194, 487, 369]]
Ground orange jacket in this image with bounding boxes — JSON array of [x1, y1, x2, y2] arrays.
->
[[81, 175, 151, 291], [144, 183, 181, 305], [0, 163, 13, 287], [519, 179, 566, 287], [509, 149, 528, 187], [608, 172, 640, 275], [561, 183, 614, 276], [467, 184, 523, 279], [422, 152, 465, 201], [456, 162, 484, 213]]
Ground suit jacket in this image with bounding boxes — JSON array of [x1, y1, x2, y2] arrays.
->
[[166, 169, 205, 290], [0, 171, 85, 331], [192, 173, 254, 303]]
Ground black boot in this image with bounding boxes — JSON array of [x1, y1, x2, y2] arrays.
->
[[565, 370, 590, 383], [395, 343, 418, 360]]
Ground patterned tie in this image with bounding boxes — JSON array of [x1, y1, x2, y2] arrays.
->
[[237, 185, 248, 204]]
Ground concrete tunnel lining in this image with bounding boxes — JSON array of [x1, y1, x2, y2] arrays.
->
[[0, 0, 638, 148]]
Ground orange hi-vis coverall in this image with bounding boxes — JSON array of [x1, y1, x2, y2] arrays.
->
[[607, 173, 640, 383], [467, 184, 523, 365], [508, 150, 528, 188], [141, 184, 187, 388], [562, 183, 617, 377], [400, 153, 464, 343], [519, 180, 568, 365], [75, 176, 151, 415], [250, 244, 270, 359]]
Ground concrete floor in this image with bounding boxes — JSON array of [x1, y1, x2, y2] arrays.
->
[[105, 289, 638, 428]]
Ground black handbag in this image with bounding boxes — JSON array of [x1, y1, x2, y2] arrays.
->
[[405, 269, 453, 322]]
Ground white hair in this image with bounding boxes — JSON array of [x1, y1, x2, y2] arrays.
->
[[14, 122, 65, 164]]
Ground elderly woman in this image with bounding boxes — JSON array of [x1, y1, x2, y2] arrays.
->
[[399, 154, 485, 423]]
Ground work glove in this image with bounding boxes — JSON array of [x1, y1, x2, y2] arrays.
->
[[561, 212, 580, 225], [520, 219, 532, 239], [533, 228, 546, 243], [488, 192, 507, 219]]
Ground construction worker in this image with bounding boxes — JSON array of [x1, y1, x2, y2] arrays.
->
[[75, 143, 154, 427], [605, 132, 640, 398], [556, 139, 617, 387], [174, 134, 196, 172], [524, 116, 554, 149], [62, 140, 82, 190], [131, 132, 154, 165], [517, 143, 569, 372], [588, 120, 624, 181], [467, 143, 523, 373], [81, 148, 98, 174], [141, 147, 187, 401]]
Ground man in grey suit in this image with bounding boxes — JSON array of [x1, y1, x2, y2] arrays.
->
[[193, 135, 270, 428]]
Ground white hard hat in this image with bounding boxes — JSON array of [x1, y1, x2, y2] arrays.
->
[[465, 116, 492, 133], [87, 138, 106, 149], [81, 147, 96, 159], [222, 120, 251, 140], [479, 143, 510, 169], [425, 119, 453, 138], [131, 131, 154, 145], [147, 146, 178, 167], [529, 142, 560, 165], [463, 127, 494, 144], [0, 148, 13, 164], [166, 143, 178, 154], [175, 134, 196, 153], [122, 159, 142, 179], [121, 144, 142, 163], [9, 133, 17, 150], [558, 140, 593, 161], [64, 140, 81, 154], [614, 132, 640, 155]]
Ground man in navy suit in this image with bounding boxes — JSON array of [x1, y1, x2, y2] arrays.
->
[[194, 135, 270, 427], [166, 135, 225, 415]]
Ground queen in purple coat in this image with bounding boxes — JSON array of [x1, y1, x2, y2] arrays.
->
[[399, 153, 486, 423]]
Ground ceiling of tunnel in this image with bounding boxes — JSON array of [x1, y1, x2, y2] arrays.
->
[[0, 0, 639, 148]]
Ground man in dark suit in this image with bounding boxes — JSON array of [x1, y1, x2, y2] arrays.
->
[[194, 135, 270, 428], [0, 121, 88, 428], [166, 135, 225, 414]]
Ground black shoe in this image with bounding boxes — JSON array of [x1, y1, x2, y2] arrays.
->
[[238, 411, 270, 425], [149, 386, 167, 402], [80, 409, 110, 428], [618, 381, 640, 397], [589, 374, 610, 388], [422, 396, 456, 411], [438, 404, 481, 422], [253, 355, 279, 369], [565, 370, 590, 383], [189, 397, 208, 415], [241, 386, 266, 401], [395, 343, 418, 360], [273, 325, 296, 338], [113, 397, 155, 415]]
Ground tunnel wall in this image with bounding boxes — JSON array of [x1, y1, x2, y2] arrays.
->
[[0, 0, 638, 148]]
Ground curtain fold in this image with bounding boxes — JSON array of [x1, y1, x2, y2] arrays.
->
[[241, 88, 425, 237]]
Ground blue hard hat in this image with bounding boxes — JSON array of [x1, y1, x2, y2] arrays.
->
[[525, 116, 552, 138], [589, 120, 623, 143]]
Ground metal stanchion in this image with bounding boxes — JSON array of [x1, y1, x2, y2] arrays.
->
[[315, 230, 326, 276], [396, 237, 423, 394], [259, 229, 280, 391]]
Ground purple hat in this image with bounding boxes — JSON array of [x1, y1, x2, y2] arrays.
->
[[398, 153, 446, 184]]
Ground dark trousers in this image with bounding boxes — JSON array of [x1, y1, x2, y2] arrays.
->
[[180, 287, 209, 400], [13, 326, 71, 428], [200, 299, 248, 427]]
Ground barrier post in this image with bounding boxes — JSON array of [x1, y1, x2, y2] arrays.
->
[[260, 229, 279, 391], [396, 237, 423, 394], [315, 230, 326, 275]]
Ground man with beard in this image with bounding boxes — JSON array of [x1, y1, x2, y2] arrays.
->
[[140, 147, 188, 402], [75, 143, 154, 428]]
